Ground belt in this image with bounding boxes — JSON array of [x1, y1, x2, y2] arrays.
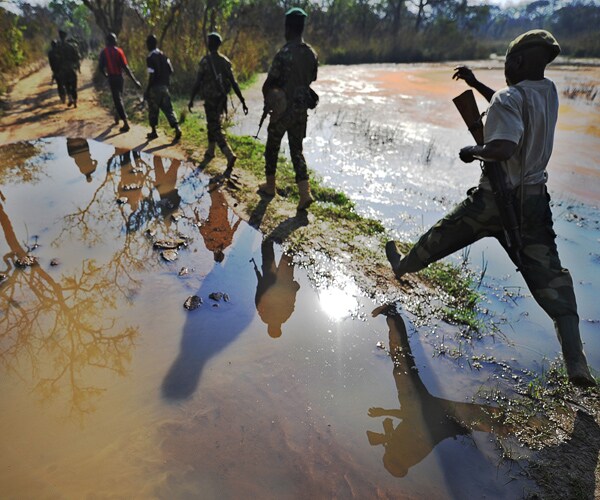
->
[[518, 184, 546, 196]]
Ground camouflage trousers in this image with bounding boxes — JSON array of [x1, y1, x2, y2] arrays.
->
[[204, 99, 229, 151], [265, 109, 308, 182], [57, 68, 77, 103], [147, 85, 178, 128], [399, 186, 578, 320]]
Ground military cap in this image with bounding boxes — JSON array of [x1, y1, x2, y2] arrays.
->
[[506, 29, 560, 62], [285, 7, 308, 17], [207, 32, 222, 43]]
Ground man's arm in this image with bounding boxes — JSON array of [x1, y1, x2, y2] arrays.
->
[[453, 66, 495, 103], [188, 66, 204, 111], [124, 64, 142, 89], [459, 139, 518, 163], [228, 68, 248, 115], [98, 50, 108, 77]]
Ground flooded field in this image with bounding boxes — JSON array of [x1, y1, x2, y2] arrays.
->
[[0, 138, 537, 498], [235, 61, 600, 372]]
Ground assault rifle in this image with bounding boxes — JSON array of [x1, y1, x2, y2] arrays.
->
[[453, 89, 523, 271], [255, 106, 268, 139]]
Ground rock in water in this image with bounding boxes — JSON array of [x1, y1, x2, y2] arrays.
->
[[184, 295, 202, 310], [161, 249, 178, 262]]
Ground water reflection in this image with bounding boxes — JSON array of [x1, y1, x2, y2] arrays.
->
[[199, 185, 241, 262], [67, 138, 97, 182], [0, 199, 138, 419], [367, 305, 507, 478], [252, 239, 300, 338], [161, 226, 255, 401]]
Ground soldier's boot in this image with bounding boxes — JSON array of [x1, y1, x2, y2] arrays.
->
[[203, 142, 216, 162], [297, 180, 314, 211], [258, 176, 276, 197], [555, 316, 596, 388], [174, 126, 182, 143], [385, 241, 425, 280], [222, 145, 237, 176], [147, 127, 158, 140]]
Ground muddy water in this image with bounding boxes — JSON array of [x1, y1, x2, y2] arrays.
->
[[0, 138, 534, 498], [234, 61, 600, 372]]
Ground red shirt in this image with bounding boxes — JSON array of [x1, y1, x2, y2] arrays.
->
[[100, 46, 128, 76]]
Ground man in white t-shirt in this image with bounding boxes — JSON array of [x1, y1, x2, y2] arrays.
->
[[385, 30, 595, 388]]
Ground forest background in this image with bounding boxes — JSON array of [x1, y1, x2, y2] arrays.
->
[[1, 0, 600, 100]]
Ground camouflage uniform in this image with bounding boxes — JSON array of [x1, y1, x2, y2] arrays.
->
[[265, 39, 318, 182], [146, 49, 178, 129], [56, 39, 80, 105], [48, 42, 66, 103], [194, 53, 238, 158]]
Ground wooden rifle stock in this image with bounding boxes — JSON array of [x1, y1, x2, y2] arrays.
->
[[452, 90, 523, 271]]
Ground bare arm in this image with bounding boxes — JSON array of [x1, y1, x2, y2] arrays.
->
[[453, 66, 496, 103], [459, 139, 518, 163], [124, 65, 141, 88]]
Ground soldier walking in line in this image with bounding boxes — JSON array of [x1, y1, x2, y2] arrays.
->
[[188, 32, 248, 174], [55, 29, 81, 107], [144, 34, 182, 142], [259, 7, 319, 211], [48, 40, 66, 103], [385, 30, 595, 388], [99, 33, 142, 133]]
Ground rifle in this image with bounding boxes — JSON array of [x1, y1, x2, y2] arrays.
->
[[255, 106, 268, 139], [453, 89, 523, 271]]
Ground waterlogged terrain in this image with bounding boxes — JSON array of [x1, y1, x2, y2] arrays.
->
[[235, 61, 600, 374], [0, 138, 540, 498]]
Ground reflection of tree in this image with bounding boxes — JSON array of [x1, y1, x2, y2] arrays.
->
[[0, 200, 138, 418], [367, 305, 508, 478], [0, 141, 46, 184], [252, 239, 300, 338]]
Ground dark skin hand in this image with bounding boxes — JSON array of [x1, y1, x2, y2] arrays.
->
[[452, 65, 495, 103]]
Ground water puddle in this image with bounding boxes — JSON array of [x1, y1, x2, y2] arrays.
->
[[1, 138, 534, 498]]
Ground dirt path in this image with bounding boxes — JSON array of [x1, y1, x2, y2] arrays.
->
[[0, 59, 187, 160]]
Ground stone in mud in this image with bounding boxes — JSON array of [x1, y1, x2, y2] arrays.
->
[[161, 249, 178, 262], [154, 238, 187, 249], [223, 293, 230, 302], [122, 184, 141, 191], [171, 211, 183, 222], [117, 197, 128, 205], [376, 341, 385, 350], [178, 267, 190, 276], [209, 292, 224, 302], [145, 228, 157, 238], [15, 255, 37, 267], [50, 258, 60, 266], [184, 295, 202, 310], [0, 273, 7, 283]]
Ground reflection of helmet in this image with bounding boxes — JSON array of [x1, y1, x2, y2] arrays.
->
[[265, 88, 286, 121], [268, 323, 282, 338]]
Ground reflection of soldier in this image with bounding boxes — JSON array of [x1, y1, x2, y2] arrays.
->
[[55, 30, 80, 107], [99, 33, 142, 133], [199, 186, 241, 262], [117, 151, 144, 211], [144, 34, 182, 142], [48, 40, 66, 103], [252, 240, 300, 338], [66, 138, 97, 182], [153, 156, 181, 223], [386, 30, 596, 388], [259, 8, 318, 211], [188, 32, 248, 173], [367, 306, 507, 478]]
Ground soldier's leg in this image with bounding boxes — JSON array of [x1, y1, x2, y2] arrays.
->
[[56, 76, 66, 103], [157, 87, 179, 128], [203, 104, 218, 161], [110, 76, 127, 121], [387, 188, 501, 277], [260, 117, 287, 195], [287, 113, 313, 210], [147, 88, 160, 139], [515, 191, 594, 386], [71, 72, 78, 106]]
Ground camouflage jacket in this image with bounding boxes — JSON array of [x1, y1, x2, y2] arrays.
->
[[195, 52, 235, 101]]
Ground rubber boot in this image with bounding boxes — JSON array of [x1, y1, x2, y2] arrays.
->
[[222, 144, 237, 175], [555, 316, 596, 387], [385, 241, 426, 279], [297, 180, 314, 211], [258, 175, 276, 196]]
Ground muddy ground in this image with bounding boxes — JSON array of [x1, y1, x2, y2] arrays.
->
[[1, 59, 599, 499]]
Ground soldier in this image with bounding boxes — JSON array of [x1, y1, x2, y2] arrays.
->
[[188, 32, 248, 173], [55, 29, 80, 107], [385, 30, 596, 388], [144, 34, 182, 142], [47, 40, 66, 103], [99, 33, 142, 133], [259, 7, 319, 211]]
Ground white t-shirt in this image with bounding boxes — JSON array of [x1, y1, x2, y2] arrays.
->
[[480, 78, 559, 190]]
